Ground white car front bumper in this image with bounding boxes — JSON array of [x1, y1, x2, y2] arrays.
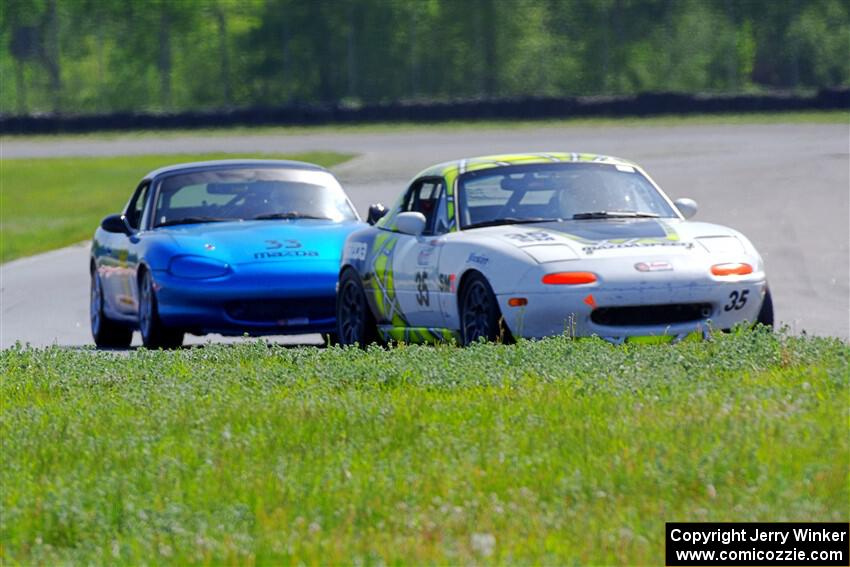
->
[[498, 278, 768, 340]]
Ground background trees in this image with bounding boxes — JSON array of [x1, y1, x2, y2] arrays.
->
[[1, 0, 847, 115]]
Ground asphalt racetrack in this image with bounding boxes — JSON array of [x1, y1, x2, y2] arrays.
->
[[2, 122, 848, 347]]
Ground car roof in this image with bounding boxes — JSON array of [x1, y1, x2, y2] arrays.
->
[[143, 159, 328, 181], [415, 152, 639, 180]]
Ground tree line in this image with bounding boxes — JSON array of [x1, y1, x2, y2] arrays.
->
[[1, 0, 848, 115]]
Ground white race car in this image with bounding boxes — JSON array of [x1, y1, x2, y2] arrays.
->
[[337, 153, 772, 346]]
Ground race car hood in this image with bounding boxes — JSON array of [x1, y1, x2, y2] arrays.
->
[[476, 218, 748, 261], [157, 219, 363, 265]]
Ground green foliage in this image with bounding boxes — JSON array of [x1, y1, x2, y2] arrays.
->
[[1, 0, 848, 115], [1, 331, 848, 564], [0, 152, 353, 262]]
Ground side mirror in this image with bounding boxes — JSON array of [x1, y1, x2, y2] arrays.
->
[[367, 203, 388, 225], [395, 212, 427, 236], [101, 214, 131, 235], [674, 198, 698, 219]]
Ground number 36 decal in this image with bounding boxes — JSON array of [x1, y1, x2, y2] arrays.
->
[[724, 289, 749, 311]]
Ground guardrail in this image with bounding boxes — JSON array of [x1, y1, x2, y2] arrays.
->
[[2, 88, 847, 134]]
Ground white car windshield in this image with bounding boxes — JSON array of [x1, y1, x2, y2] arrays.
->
[[458, 163, 678, 229], [153, 167, 357, 228]]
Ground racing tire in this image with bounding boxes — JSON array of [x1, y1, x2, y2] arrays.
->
[[90, 270, 133, 348], [138, 269, 184, 349], [459, 272, 512, 346], [336, 269, 379, 347], [756, 286, 774, 329]]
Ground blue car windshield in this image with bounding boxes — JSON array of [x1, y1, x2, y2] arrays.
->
[[458, 162, 678, 228], [153, 167, 357, 227]]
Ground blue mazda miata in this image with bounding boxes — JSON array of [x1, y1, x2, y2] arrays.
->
[[89, 159, 363, 348]]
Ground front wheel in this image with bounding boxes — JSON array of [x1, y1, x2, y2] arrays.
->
[[90, 270, 133, 348], [336, 269, 379, 347], [756, 286, 774, 328], [459, 273, 511, 346], [139, 270, 184, 349]]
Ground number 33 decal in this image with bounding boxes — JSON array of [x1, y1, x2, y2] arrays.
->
[[724, 289, 749, 311]]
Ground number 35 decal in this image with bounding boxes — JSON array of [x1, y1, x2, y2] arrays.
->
[[415, 271, 430, 307], [724, 289, 749, 311]]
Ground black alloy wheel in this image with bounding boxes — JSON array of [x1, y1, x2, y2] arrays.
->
[[138, 270, 184, 349], [336, 269, 379, 347], [90, 270, 133, 348], [460, 273, 510, 346], [756, 286, 774, 328]]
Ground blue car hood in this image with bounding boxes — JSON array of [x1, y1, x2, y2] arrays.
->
[[159, 219, 362, 265]]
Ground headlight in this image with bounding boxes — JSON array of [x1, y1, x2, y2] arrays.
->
[[168, 255, 230, 279], [522, 244, 578, 263], [697, 236, 745, 255]]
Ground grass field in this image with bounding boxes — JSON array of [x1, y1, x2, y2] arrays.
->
[[1, 330, 847, 565], [0, 152, 353, 263], [2, 110, 847, 143]]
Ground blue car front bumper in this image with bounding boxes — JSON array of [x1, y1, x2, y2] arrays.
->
[[152, 260, 339, 336]]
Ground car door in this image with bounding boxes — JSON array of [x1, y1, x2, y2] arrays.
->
[[110, 180, 152, 316], [392, 177, 450, 329]]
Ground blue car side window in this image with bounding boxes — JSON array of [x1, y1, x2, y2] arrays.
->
[[125, 182, 151, 231]]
